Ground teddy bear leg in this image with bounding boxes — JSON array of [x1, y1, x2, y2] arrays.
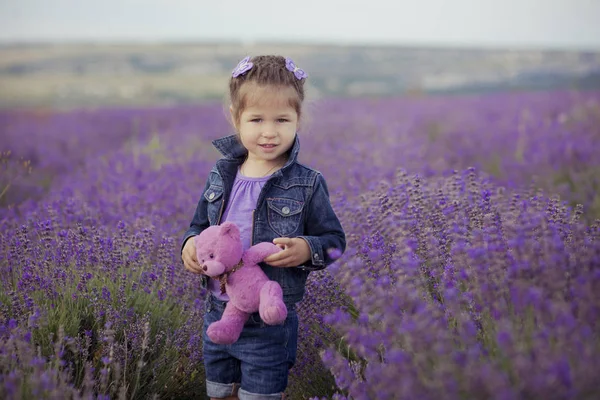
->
[[259, 281, 287, 325], [207, 302, 249, 345]]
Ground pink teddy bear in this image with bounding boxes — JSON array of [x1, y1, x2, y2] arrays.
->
[[195, 221, 288, 344]]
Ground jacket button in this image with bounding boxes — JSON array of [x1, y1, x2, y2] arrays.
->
[[314, 253, 319, 259], [281, 206, 290, 215], [209, 192, 215, 200]]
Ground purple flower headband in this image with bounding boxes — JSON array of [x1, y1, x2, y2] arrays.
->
[[285, 58, 308, 80], [231, 56, 307, 80], [232, 56, 253, 78]]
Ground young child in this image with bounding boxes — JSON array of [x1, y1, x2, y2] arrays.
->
[[180, 55, 346, 400]]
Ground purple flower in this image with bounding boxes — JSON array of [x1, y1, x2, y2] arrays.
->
[[552, 357, 572, 389], [285, 58, 308, 80], [101, 286, 111, 302], [232, 56, 253, 77], [327, 247, 342, 260]]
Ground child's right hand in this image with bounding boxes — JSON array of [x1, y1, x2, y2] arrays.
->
[[182, 236, 204, 275]]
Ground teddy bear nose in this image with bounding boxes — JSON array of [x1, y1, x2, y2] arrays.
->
[[202, 265, 207, 271]]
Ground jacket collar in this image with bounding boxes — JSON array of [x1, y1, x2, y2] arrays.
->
[[211, 134, 301, 170]]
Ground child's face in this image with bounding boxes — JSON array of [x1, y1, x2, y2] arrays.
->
[[233, 84, 299, 165]]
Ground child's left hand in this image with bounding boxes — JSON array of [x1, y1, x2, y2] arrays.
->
[[264, 238, 311, 267]]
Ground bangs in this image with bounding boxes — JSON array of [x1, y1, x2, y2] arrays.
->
[[236, 82, 301, 116]]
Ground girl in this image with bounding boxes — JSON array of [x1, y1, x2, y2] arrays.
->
[[181, 55, 346, 400]]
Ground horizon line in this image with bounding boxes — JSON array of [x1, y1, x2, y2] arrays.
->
[[1, 37, 599, 53]]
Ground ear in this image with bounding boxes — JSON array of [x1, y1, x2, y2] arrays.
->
[[220, 221, 240, 240]]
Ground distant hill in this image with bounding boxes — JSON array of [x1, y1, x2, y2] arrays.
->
[[0, 41, 599, 108], [433, 68, 600, 95]]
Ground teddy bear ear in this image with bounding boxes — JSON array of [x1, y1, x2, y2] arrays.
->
[[220, 221, 240, 239]]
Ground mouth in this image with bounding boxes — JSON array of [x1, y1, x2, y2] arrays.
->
[[259, 144, 278, 150]]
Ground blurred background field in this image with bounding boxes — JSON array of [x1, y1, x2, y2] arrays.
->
[[1, 42, 600, 109]]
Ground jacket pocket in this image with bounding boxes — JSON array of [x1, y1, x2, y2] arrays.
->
[[204, 185, 223, 225], [267, 197, 304, 237]]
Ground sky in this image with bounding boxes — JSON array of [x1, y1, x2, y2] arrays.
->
[[1, 0, 599, 50]]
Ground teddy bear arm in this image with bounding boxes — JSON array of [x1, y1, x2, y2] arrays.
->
[[244, 242, 282, 265]]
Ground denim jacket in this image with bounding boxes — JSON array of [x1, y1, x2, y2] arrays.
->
[[181, 134, 346, 305]]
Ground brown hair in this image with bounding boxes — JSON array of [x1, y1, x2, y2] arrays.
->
[[229, 55, 306, 126]]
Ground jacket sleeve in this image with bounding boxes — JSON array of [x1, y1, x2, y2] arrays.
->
[[297, 173, 346, 271], [181, 178, 211, 255]]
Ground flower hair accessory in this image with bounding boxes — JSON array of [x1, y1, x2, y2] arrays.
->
[[285, 58, 308, 80], [232, 56, 253, 78]]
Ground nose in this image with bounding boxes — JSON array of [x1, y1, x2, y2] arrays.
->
[[262, 124, 277, 137], [202, 265, 207, 272]]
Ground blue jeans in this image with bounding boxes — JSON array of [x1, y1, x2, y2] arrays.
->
[[203, 294, 298, 399]]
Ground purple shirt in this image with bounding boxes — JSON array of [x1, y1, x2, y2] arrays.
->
[[208, 168, 271, 300]]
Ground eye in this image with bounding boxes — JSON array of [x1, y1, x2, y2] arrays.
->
[[251, 118, 262, 123], [277, 118, 289, 123], [209, 253, 214, 259]]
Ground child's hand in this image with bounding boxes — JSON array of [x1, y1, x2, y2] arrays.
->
[[182, 236, 204, 275], [263, 238, 311, 267]]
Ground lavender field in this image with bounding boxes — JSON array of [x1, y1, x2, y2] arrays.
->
[[1, 89, 600, 399]]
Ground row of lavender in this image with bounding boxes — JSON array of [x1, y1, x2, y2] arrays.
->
[[1, 89, 600, 398], [319, 168, 600, 399], [0, 104, 228, 211], [308, 91, 600, 399], [1, 105, 232, 398], [309, 90, 600, 219], [3, 90, 599, 218]]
